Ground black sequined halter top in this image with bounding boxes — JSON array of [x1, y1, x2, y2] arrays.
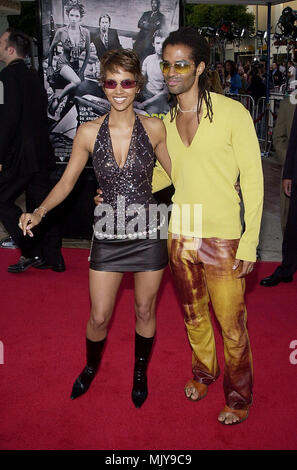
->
[[92, 113, 159, 239]]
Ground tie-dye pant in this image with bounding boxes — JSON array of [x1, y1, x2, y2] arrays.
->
[[168, 234, 253, 410]]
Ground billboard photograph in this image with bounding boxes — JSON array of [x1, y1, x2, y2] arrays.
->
[[39, 0, 180, 163]]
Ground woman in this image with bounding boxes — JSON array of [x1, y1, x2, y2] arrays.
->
[[207, 69, 223, 94], [247, 66, 266, 103], [223, 60, 242, 95], [47, 0, 90, 116], [19, 49, 171, 408]]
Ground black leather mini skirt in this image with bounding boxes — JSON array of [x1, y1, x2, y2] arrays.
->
[[89, 236, 168, 272]]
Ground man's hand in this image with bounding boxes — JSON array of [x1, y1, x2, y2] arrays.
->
[[283, 179, 292, 197], [18, 212, 42, 237], [94, 188, 103, 205], [232, 259, 254, 278]]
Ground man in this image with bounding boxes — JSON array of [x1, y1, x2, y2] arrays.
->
[[271, 62, 283, 89], [288, 60, 296, 90], [95, 27, 263, 424], [215, 62, 224, 85], [0, 28, 64, 273], [91, 14, 121, 63], [260, 106, 297, 286], [271, 98, 296, 233], [153, 28, 263, 425], [133, 0, 165, 63], [138, 29, 168, 115]]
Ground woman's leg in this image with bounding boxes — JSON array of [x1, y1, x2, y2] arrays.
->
[[50, 65, 81, 114], [87, 269, 124, 341], [134, 269, 164, 337], [131, 269, 165, 408], [71, 270, 123, 400], [59, 65, 82, 98]]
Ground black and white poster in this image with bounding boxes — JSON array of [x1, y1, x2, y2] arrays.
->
[[39, 0, 180, 164]]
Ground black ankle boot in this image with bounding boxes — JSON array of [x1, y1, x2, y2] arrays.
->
[[131, 332, 154, 408], [71, 337, 106, 400]]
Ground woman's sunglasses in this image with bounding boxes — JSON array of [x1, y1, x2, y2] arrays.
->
[[103, 79, 137, 89], [160, 60, 194, 75]]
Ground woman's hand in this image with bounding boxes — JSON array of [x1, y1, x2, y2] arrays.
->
[[94, 189, 103, 206], [234, 181, 241, 194], [18, 212, 42, 237]]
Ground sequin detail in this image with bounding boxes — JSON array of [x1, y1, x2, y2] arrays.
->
[[92, 114, 160, 239]]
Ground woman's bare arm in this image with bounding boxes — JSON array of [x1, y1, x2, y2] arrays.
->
[[147, 117, 172, 178], [47, 29, 62, 67], [80, 29, 91, 76], [19, 123, 96, 235]]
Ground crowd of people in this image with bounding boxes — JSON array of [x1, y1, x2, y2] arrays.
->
[[207, 58, 297, 101]]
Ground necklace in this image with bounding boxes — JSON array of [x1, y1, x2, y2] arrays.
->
[[178, 104, 198, 113]]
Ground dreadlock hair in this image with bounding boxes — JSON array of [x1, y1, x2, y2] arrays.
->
[[162, 27, 213, 123]]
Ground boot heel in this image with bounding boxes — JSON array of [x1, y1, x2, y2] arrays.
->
[[132, 358, 148, 408]]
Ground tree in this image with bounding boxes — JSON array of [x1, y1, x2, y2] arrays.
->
[[186, 4, 255, 34]]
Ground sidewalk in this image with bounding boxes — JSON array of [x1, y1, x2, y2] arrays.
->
[[0, 157, 283, 261], [258, 156, 283, 262]]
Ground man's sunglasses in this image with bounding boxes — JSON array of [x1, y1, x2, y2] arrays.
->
[[160, 60, 194, 75], [103, 79, 137, 89]]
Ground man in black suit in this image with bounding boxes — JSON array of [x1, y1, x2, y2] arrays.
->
[[260, 104, 297, 286], [91, 14, 121, 62], [133, 0, 166, 63], [0, 28, 65, 273]]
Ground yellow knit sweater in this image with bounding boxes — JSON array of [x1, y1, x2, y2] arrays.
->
[[152, 92, 264, 262]]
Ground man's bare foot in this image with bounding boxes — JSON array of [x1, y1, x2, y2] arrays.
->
[[184, 379, 208, 401], [218, 405, 249, 425]]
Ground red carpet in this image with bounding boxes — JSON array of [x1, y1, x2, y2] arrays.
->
[[0, 248, 296, 450]]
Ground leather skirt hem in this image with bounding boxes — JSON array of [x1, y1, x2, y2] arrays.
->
[[89, 237, 168, 273], [89, 262, 168, 273]]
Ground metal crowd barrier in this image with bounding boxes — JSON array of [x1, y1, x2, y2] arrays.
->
[[255, 93, 285, 155], [226, 92, 287, 156], [225, 93, 256, 121]]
